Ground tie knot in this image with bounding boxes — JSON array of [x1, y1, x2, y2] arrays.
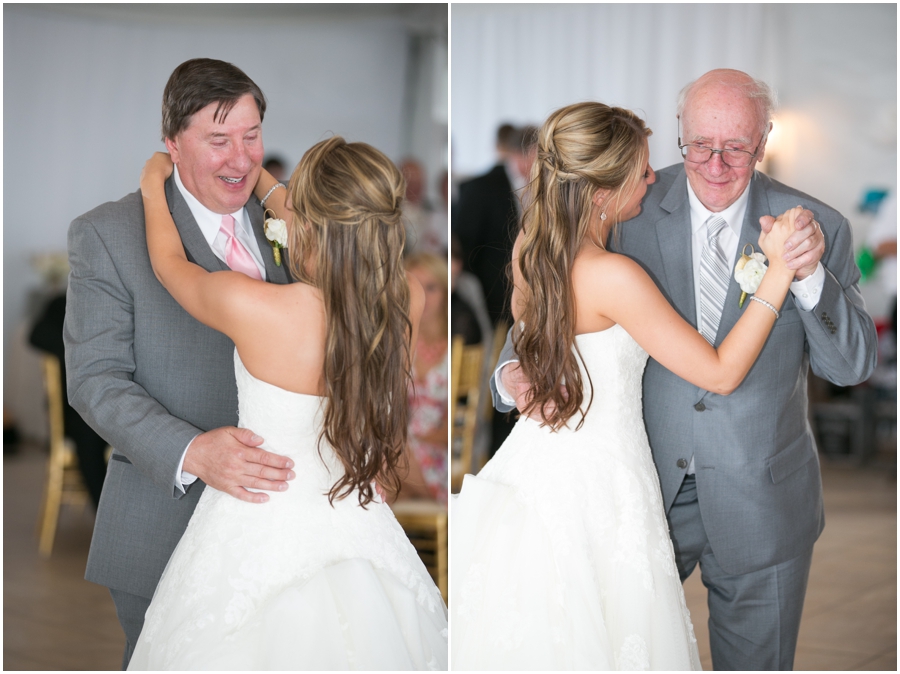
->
[[705, 216, 727, 244], [220, 214, 236, 237]]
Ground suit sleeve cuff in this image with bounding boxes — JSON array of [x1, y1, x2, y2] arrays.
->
[[494, 359, 518, 407], [790, 262, 825, 311], [176, 435, 200, 494]]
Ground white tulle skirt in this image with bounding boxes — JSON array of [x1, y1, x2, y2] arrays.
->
[[128, 353, 448, 670], [450, 416, 701, 671]]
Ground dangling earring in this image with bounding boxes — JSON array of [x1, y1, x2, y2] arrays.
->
[[599, 212, 607, 221]]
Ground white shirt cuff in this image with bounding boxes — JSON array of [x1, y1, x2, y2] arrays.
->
[[176, 436, 200, 493], [789, 262, 825, 312], [494, 359, 518, 407]]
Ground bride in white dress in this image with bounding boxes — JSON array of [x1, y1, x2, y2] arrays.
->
[[129, 138, 447, 670], [450, 102, 798, 670]]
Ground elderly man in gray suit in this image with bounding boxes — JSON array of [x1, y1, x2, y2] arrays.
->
[[64, 59, 295, 668], [493, 69, 876, 670]]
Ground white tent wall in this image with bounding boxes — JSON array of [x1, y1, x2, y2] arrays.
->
[[451, 3, 896, 245]]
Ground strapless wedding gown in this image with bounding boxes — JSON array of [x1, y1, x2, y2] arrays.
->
[[450, 326, 700, 670], [128, 351, 448, 671]]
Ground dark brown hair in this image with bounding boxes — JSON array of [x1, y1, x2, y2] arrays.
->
[[161, 58, 266, 141], [514, 102, 651, 430], [287, 137, 411, 507]]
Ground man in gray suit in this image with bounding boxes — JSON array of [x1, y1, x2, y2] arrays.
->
[[64, 59, 295, 668], [493, 69, 876, 669]]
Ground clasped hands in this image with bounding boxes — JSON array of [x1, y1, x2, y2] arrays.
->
[[502, 206, 825, 416], [760, 206, 824, 281]]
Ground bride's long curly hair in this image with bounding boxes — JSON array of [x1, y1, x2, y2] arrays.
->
[[513, 102, 651, 430], [287, 137, 411, 507]]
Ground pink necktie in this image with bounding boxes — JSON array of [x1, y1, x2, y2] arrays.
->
[[219, 215, 262, 280]]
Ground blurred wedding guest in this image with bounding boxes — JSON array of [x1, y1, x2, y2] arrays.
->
[[400, 158, 433, 254], [425, 169, 450, 255], [451, 235, 484, 346], [514, 125, 539, 210], [262, 155, 288, 182], [29, 293, 108, 508], [867, 192, 897, 333], [450, 235, 493, 470], [455, 124, 537, 325], [403, 253, 449, 502], [866, 192, 897, 389]]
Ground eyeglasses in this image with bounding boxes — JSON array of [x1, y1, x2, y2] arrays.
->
[[677, 135, 764, 168]]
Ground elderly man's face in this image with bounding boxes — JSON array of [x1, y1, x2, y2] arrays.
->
[[680, 85, 766, 212], [165, 94, 263, 214]]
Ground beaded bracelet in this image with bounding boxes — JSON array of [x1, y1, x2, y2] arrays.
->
[[260, 183, 286, 209], [750, 295, 780, 319]]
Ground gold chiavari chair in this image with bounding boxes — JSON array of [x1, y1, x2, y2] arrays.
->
[[390, 499, 448, 602], [451, 336, 485, 493], [36, 354, 91, 557]]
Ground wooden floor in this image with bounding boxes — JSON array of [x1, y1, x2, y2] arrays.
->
[[4, 442, 896, 671]]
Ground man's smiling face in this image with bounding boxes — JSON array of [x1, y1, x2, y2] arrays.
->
[[680, 79, 766, 213], [165, 94, 263, 214]]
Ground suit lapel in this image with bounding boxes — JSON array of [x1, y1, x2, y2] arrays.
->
[[164, 178, 292, 284], [713, 172, 768, 345], [165, 177, 229, 273], [655, 171, 697, 326], [248, 197, 291, 285]]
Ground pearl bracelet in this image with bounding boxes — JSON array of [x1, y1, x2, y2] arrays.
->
[[750, 295, 780, 319], [260, 183, 286, 209]]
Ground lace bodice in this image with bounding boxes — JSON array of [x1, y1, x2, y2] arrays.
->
[[233, 351, 344, 494], [566, 324, 649, 434]]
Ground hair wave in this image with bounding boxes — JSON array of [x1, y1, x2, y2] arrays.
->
[[287, 136, 411, 506], [513, 102, 651, 430]]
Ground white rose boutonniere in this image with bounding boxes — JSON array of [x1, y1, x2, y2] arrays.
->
[[263, 209, 288, 266], [734, 243, 768, 308]]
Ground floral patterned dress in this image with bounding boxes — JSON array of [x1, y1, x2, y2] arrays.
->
[[409, 350, 448, 503]]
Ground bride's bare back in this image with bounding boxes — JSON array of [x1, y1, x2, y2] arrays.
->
[[188, 270, 422, 397], [220, 278, 327, 395]]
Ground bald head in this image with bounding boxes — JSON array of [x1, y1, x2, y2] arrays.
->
[[677, 69, 777, 212], [677, 69, 777, 136]]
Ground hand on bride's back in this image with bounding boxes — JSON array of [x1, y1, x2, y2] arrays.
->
[[501, 362, 567, 420], [184, 426, 296, 504]]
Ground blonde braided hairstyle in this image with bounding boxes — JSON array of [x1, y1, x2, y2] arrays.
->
[[287, 136, 411, 506], [514, 102, 651, 430]]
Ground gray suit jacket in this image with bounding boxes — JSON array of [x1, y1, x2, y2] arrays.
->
[[64, 178, 291, 599], [492, 165, 876, 576]]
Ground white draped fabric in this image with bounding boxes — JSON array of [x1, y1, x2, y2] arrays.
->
[[451, 3, 773, 177], [450, 3, 896, 236]]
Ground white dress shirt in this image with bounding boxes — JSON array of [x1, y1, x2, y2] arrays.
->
[[173, 166, 267, 280], [172, 166, 268, 491], [495, 179, 826, 470]]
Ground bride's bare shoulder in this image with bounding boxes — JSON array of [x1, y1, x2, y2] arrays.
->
[[572, 249, 648, 290]]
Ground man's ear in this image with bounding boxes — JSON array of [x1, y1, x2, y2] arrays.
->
[[755, 121, 772, 165], [164, 137, 180, 164]]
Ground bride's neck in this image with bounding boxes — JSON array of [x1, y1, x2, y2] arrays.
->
[[584, 208, 613, 250]]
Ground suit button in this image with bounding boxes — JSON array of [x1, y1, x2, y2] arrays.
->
[[694, 402, 706, 411], [677, 458, 688, 469], [831, 327, 837, 334]]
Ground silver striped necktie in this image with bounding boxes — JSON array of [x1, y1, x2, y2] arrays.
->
[[698, 215, 730, 344]]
